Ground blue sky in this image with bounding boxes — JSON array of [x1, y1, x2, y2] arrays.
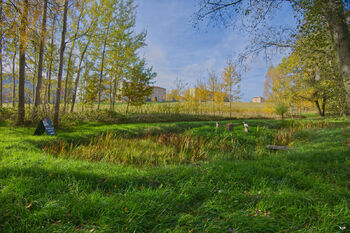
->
[[134, 0, 295, 101]]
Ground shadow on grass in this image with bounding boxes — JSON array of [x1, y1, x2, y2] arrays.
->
[[1, 121, 350, 232], [1, 138, 350, 232]]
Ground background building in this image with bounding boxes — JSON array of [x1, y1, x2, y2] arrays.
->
[[252, 96, 265, 103], [148, 86, 166, 102]]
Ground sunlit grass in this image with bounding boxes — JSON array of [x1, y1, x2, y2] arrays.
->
[[0, 117, 349, 232]]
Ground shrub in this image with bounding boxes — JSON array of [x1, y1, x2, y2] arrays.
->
[[275, 103, 289, 120]]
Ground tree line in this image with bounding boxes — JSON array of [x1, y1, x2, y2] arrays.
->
[[0, 0, 155, 125], [167, 61, 242, 117]]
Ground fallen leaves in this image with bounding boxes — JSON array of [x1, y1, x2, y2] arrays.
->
[[25, 202, 32, 209]]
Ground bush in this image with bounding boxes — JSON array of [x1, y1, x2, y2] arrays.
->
[[275, 103, 289, 120]]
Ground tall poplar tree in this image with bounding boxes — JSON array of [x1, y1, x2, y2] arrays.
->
[[54, 0, 69, 126]]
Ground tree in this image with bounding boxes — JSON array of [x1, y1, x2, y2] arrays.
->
[[70, 19, 97, 113], [17, 0, 29, 125], [264, 66, 278, 99], [195, 0, 350, 112], [183, 88, 197, 114], [275, 103, 288, 120], [107, 0, 147, 111], [54, 0, 69, 126], [318, 0, 350, 112], [63, 0, 89, 113], [282, 11, 344, 117], [33, 0, 48, 119], [11, 41, 17, 108], [90, 0, 117, 111], [222, 60, 241, 117], [278, 52, 341, 117], [84, 68, 99, 108], [0, 0, 154, 120], [173, 77, 187, 101], [46, 5, 59, 108], [122, 60, 156, 114], [167, 89, 180, 102], [195, 78, 210, 114], [208, 70, 220, 115]]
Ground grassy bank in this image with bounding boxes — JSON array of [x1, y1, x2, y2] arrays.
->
[[0, 118, 349, 232]]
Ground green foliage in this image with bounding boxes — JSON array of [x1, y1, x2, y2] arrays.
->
[[274, 103, 289, 120], [122, 59, 156, 113], [84, 73, 99, 106]]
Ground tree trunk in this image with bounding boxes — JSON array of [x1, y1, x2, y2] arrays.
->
[[324, 0, 350, 113], [212, 96, 215, 116], [17, 0, 29, 125], [31, 53, 38, 111], [47, 15, 56, 109], [112, 75, 118, 111], [12, 50, 16, 108], [109, 82, 113, 110], [33, 0, 48, 119], [321, 97, 326, 116], [315, 100, 323, 116], [98, 39, 107, 111], [64, 13, 82, 113], [98, 22, 111, 111], [229, 86, 232, 118], [126, 99, 130, 114], [54, 0, 68, 126], [63, 44, 75, 113], [70, 34, 92, 113]]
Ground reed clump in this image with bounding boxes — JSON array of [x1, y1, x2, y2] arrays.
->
[[44, 132, 211, 167]]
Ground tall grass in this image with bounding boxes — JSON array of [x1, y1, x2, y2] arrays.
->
[[0, 102, 279, 125], [44, 132, 210, 167], [273, 119, 331, 146], [45, 118, 333, 167], [43, 122, 280, 166]]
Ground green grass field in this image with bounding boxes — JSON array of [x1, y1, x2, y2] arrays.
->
[[0, 117, 349, 232]]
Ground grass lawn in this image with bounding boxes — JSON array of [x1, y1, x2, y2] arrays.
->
[[0, 118, 349, 232]]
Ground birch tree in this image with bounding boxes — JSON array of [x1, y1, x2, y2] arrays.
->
[[54, 0, 69, 126], [222, 60, 241, 117], [33, 0, 48, 119]]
